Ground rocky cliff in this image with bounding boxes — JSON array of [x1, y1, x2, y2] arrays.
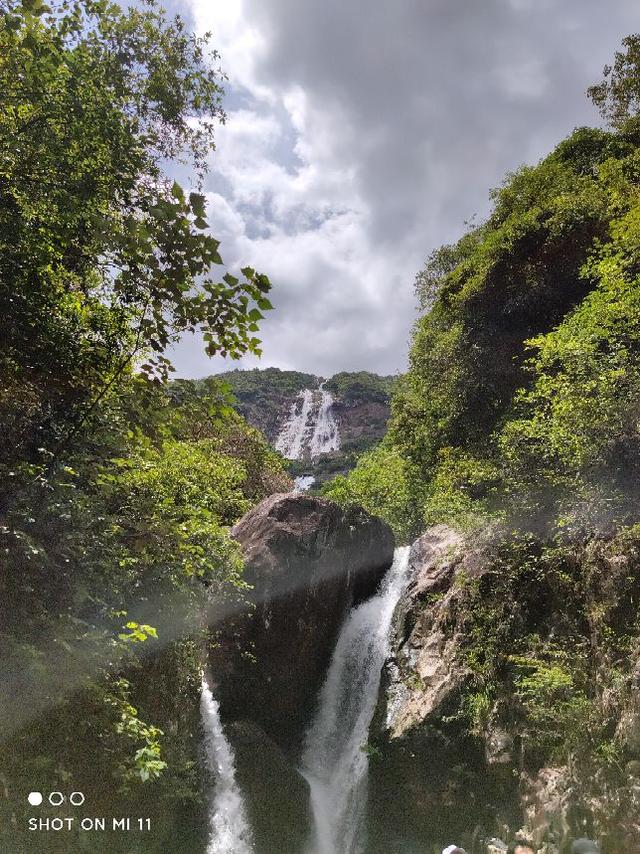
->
[[213, 368, 395, 483], [368, 525, 640, 854]]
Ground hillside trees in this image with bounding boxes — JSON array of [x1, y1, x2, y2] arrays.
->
[[325, 39, 640, 841], [332, 118, 640, 536], [588, 34, 640, 128], [0, 0, 281, 846]]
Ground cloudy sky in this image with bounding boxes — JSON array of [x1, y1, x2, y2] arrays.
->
[[168, 0, 640, 379]]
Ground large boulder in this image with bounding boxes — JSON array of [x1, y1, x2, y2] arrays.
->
[[227, 720, 310, 854], [208, 492, 394, 748]]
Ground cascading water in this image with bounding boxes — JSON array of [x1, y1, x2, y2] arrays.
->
[[275, 388, 314, 460], [200, 678, 253, 854], [294, 474, 317, 492], [309, 383, 340, 458], [275, 383, 340, 463], [301, 546, 411, 854]]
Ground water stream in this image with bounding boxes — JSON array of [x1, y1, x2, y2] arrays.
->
[[309, 382, 340, 458], [300, 547, 412, 854], [275, 383, 340, 462], [200, 547, 410, 853], [201, 678, 254, 854]]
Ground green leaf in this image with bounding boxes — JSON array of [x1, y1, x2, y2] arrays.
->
[[189, 192, 207, 217], [171, 181, 185, 202]]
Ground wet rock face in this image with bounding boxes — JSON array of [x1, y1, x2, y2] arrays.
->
[[227, 720, 310, 854], [332, 399, 390, 449], [385, 525, 468, 738], [368, 526, 522, 852], [208, 493, 395, 749]]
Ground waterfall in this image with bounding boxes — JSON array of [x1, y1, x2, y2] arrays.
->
[[275, 383, 340, 461], [275, 388, 314, 460], [294, 475, 316, 492], [301, 547, 411, 854], [200, 678, 253, 854], [309, 383, 340, 458]]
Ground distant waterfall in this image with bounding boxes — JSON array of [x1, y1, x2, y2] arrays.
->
[[275, 383, 340, 462], [301, 547, 411, 854], [275, 388, 314, 460], [294, 475, 317, 491], [309, 383, 340, 457], [201, 678, 253, 854]]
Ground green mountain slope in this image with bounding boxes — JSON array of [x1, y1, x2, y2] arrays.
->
[[210, 368, 396, 483]]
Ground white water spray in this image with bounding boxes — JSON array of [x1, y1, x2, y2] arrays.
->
[[309, 383, 340, 458], [275, 389, 314, 460], [275, 383, 340, 461], [294, 475, 316, 492], [301, 547, 411, 854], [201, 678, 253, 854]]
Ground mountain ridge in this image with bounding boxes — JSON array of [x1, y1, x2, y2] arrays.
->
[[209, 368, 396, 484]]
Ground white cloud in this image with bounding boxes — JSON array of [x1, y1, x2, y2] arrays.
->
[[169, 0, 640, 379]]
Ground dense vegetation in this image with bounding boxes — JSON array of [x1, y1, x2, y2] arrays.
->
[[213, 368, 317, 440], [326, 83, 640, 542], [0, 1, 285, 849], [325, 36, 640, 846], [217, 367, 318, 398], [324, 371, 396, 405]]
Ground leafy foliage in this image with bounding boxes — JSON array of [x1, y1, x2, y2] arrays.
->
[[323, 444, 422, 542], [0, 0, 273, 470], [336, 119, 640, 540], [499, 159, 640, 530], [0, 1, 285, 847], [216, 367, 317, 399], [324, 371, 396, 404]]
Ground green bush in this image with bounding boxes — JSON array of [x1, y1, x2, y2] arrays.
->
[[323, 444, 422, 542]]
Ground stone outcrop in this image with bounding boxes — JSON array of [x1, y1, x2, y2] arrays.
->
[[227, 720, 310, 854], [385, 525, 468, 738], [208, 492, 394, 749], [367, 525, 522, 853], [332, 398, 390, 451]]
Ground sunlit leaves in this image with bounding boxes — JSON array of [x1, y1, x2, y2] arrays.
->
[[118, 622, 159, 644]]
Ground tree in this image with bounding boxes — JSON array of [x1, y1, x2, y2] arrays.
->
[[588, 34, 640, 127], [0, 0, 273, 467], [0, 3, 283, 839]]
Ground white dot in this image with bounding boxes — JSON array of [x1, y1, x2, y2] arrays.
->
[[28, 792, 43, 806]]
